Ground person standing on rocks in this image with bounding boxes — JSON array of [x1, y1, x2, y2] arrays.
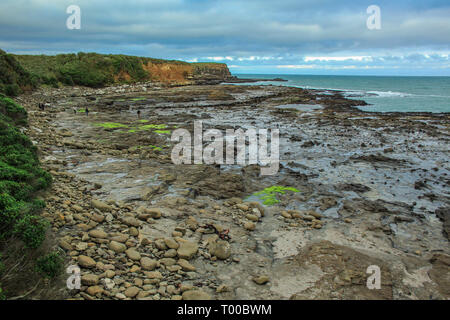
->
[[85, 107, 89, 116], [137, 110, 141, 119]]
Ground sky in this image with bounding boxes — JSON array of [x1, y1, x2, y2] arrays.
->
[[0, 0, 449, 76]]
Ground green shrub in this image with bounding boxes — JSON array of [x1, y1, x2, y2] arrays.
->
[[0, 95, 51, 248], [29, 199, 46, 214], [0, 254, 4, 274], [0, 49, 35, 96], [35, 251, 63, 279], [0, 254, 4, 300], [4, 84, 20, 97], [14, 214, 48, 248], [0, 94, 27, 125]]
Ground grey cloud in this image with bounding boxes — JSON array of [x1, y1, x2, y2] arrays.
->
[[0, 0, 449, 74]]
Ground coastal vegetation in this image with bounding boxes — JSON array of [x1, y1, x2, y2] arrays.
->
[[35, 251, 64, 279], [0, 94, 53, 297], [0, 49, 36, 97], [15, 52, 154, 88]]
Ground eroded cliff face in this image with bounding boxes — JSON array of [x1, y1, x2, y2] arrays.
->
[[191, 63, 233, 84], [81, 61, 233, 86], [141, 61, 232, 85]]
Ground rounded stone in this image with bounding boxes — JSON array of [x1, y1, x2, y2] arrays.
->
[[140, 257, 157, 271], [177, 241, 198, 260], [78, 255, 96, 268], [109, 241, 127, 253], [182, 290, 211, 300]]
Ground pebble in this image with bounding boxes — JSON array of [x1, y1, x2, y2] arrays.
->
[[78, 255, 96, 268], [253, 275, 270, 285], [89, 229, 108, 239], [160, 258, 176, 266], [155, 239, 168, 250], [208, 240, 232, 260], [236, 204, 249, 211], [129, 227, 139, 236], [164, 249, 178, 258], [115, 293, 126, 299], [244, 222, 256, 231], [177, 241, 198, 260], [120, 216, 140, 227], [281, 211, 292, 219], [182, 290, 211, 300], [109, 241, 127, 253], [145, 271, 163, 279], [164, 238, 179, 249], [86, 285, 103, 296], [81, 274, 99, 286], [125, 248, 141, 261], [140, 257, 157, 271], [178, 259, 196, 271], [124, 286, 140, 298], [91, 199, 112, 212]]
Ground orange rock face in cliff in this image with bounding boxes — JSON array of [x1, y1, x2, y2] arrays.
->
[[142, 62, 193, 85], [113, 62, 231, 85]]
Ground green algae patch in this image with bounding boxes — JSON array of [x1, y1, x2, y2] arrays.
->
[[127, 123, 168, 133], [154, 130, 171, 135], [139, 124, 168, 130], [252, 186, 300, 206], [94, 122, 170, 134], [149, 145, 163, 151], [95, 122, 129, 129], [130, 145, 164, 152], [131, 97, 146, 101]]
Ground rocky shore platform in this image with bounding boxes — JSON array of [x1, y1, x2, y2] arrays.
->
[[16, 81, 449, 300]]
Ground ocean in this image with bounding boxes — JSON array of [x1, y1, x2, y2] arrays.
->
[[232, 74, 450, 113]]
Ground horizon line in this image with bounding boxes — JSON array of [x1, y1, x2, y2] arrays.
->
[[232, 72, 450, 77]]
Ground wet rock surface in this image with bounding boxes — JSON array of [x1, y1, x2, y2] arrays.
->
[[17, 82, 449, 300]]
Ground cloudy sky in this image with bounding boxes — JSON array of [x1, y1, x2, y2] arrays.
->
[[1, 0, 449, 75]]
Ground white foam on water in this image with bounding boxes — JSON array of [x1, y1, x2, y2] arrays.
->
[[366, 90, 413, 98]]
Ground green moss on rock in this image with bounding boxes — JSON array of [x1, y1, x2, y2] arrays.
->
[[252, 186, 300, 206]]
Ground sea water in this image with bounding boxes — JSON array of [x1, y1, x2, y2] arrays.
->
[[231, 74, 450, 113]]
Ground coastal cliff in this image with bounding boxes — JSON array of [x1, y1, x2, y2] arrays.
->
[[11, 52, 232, 89]]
